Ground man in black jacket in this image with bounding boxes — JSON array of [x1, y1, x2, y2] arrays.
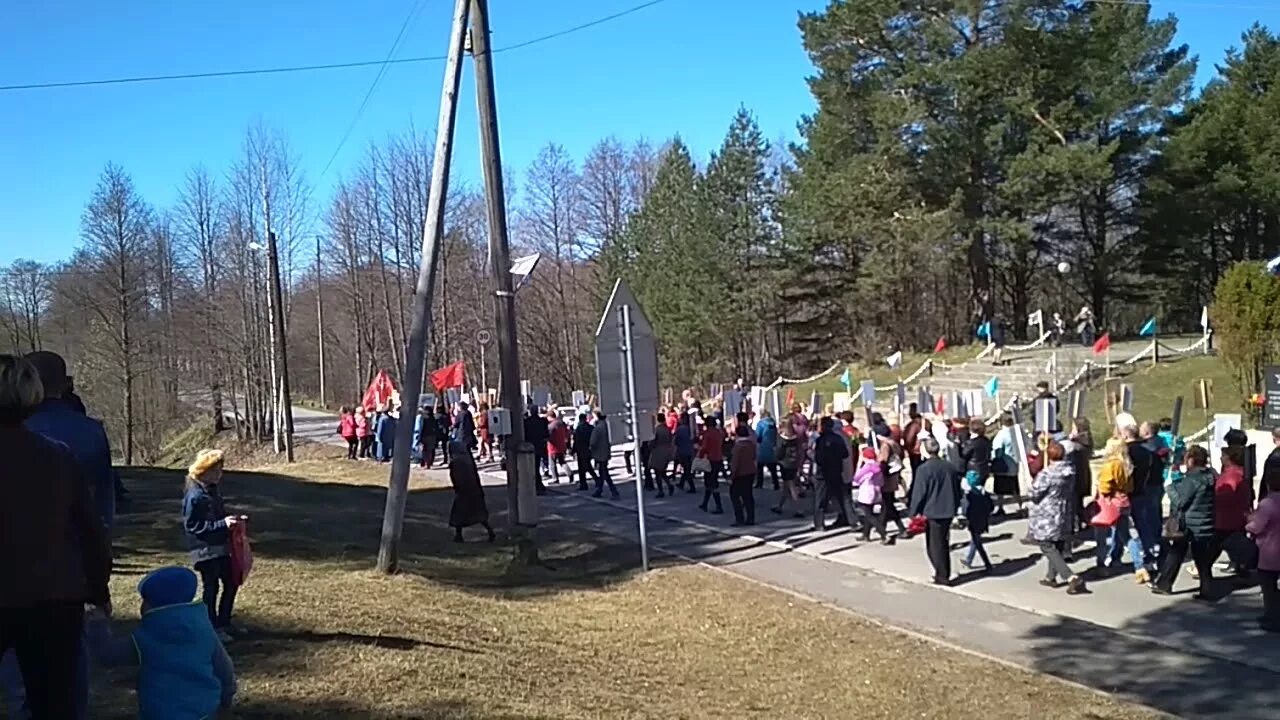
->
[[1126, 422, 1161, 579], [1264, 427, 1280, 502], [571, 414, 597, 491], [910, 437, 962, 585], [812, 417, 853, 532]]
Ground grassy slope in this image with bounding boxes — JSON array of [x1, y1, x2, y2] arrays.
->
[[96, 449, 1160, 719], [1076, 354, 1241, 438]]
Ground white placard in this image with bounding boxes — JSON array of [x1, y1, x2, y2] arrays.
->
[[859, 380, 876, 407], [487, 408, 512, 436]]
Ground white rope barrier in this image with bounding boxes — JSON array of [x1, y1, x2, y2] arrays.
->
[[1182, 424, 1212, 444], [1157, 333, 1211, 355], [764, 361, 843, 392]]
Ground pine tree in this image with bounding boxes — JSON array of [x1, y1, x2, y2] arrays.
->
[[1140, 25, 1280, 325], [601, 139, 723, 385], [704, 108, 780, 380]]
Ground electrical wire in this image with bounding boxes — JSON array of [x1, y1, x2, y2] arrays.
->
[[0, 0, 672, 93], [318, 0, 427, 179]]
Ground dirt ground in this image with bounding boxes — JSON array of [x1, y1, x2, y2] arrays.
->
[[82, 454, 1166, 719]]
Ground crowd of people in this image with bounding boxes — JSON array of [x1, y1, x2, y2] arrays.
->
[[0, 352, 239, 719], [415, 382, 1280, 632]]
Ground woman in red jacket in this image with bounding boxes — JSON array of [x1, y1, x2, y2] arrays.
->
[[354, 407, 371, 459], [337, 407, 358, 460], [697, 415, 726, 515], [1214, 446, 1255, 573]]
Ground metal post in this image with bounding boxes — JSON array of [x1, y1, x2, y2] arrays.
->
[[620, 303, 649, 571], [376, 0, 469, 574], [266, 231, 295, 462], [471, 0, 527, 536], [315, 234, 326, 406], [480, 341, 487, 394]]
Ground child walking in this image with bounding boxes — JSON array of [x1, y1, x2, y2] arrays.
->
[[1247, 472, 1280, 632], [961, 470, 994, 572], [86, 566, 237, 719], [853, 447, 892, 544], [182, 449, 244, 642]]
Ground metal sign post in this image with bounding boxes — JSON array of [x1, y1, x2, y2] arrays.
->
[[619, 304, 650, 572], [595, 279, 659, 571]]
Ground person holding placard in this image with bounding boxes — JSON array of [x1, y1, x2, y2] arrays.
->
[[1028, 442, 1087, 595]]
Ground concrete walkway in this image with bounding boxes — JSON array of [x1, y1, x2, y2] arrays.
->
[[293, 409, 1277, 718], [477, 450, 1278, 720]]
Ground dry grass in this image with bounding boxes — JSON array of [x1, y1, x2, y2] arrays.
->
[[94, 448, 1164, 719]]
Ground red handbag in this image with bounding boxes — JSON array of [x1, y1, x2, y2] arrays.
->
[[906, 514, 928, 536], [1088, 495, 1128, 528], [229, 522, 254, 587]]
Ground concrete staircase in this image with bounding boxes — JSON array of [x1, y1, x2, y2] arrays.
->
[[873, 339, 1162, 419]]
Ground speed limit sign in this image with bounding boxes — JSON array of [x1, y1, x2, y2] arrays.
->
[[476, 329, 493, 346]]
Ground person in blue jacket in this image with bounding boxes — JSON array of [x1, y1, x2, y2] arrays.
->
[[182, 449, 243, 641], [755, 409, 779, 490], [86, 566, 237, 720], [374, 404, 397, 462]]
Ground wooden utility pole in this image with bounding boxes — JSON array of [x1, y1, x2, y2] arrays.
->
[[315, 234, 327, 407], [470, 0, 527, 536], [266, 230, 295, 462], [377, 0, 470, 574]]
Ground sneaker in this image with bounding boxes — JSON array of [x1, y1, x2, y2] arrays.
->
[[1039, 578, 1062, 589]]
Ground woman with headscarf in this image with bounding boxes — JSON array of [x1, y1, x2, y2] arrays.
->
[[447, 441, 495, 543]]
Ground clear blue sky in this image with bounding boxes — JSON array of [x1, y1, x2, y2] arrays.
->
[[0, 0, 1270, 266]]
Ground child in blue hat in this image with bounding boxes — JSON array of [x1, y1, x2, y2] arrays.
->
[[86, 566, 237, 719], [960, 470, 994, 572]]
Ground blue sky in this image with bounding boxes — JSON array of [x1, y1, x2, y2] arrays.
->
[[0, 0, 1271, 266]]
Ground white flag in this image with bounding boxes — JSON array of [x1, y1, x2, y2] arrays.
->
[[886, 350, 903, 369], [1200, 305, 1209, 330], [1028, 309, 1043, 327], [510, 253, 541, 289]]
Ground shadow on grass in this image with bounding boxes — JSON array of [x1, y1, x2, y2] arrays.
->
[[116, 465, 668, 600]]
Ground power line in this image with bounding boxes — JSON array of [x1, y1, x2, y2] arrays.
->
[[0, 0, 672, 93], [318, 0, 427, 179]]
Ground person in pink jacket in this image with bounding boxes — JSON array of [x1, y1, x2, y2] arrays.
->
[[853, 447, 892, 544], [1246, 472, 1280, 633]]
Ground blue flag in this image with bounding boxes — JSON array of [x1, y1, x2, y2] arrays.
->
[[984, 376, 999, 398], [838, 368, 851, 389], [976, 321, 991, 339], [1139, 317, 1157, 337]]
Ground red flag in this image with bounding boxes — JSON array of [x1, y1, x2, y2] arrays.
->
[[429, 361, 465, 390], [785, 387, 795, 409], [1092, 333, 1111, 355], [361, 369, 397, 410], [933, 337, 947, 353]]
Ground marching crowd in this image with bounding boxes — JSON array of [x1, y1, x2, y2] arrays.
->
[[375, 381, 1280, 633]]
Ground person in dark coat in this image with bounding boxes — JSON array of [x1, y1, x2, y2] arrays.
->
[[0, 354, 112, 720], [960, 418, 993, 488], [1152, 446, 1217, 598], [572, 413, 597, 491], [1028, 442, 1086, 594], [813, 416, 854, 532], [523, 407, 550, 493], [1263, 427, 1280, 502], [910, 437, 962, 585], [447, 441, 495, 543]]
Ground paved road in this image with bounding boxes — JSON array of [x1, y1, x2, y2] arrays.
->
[[477, 450, 1277, 720], [293, 409, 1277, 718]]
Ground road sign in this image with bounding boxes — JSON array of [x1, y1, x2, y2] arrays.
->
[[595, 279, 659, 445], [476, 329, 492, 346]]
